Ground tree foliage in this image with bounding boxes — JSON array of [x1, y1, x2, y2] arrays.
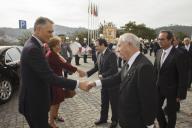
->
[[73, 31, 88, 44], [174, 31, 188, 41], [18, 31, 32, 45], [121, 21, 156, 40]]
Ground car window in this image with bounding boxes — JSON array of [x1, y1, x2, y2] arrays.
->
[[16, 46, 23, 53], [5, 48, 21, 64]]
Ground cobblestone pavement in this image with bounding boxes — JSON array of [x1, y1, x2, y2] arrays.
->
[[0, 54, 192, 128]]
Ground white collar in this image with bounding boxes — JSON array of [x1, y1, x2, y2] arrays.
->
[[127, 51, 140, 69], [163, 45, 173, 54], [102, 48, 107, 54], [32, 35, 44, 47]]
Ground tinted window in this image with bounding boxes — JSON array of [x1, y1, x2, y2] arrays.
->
[[5, 48, 21, 63]]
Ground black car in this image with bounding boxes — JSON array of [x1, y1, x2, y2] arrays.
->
[[0, 46, 23, 104]]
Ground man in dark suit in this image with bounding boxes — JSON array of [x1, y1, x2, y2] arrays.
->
[[59, 35, 73, 78], [163, 35, 189, 114], [154, 30, 188, 128], [86, 38, 119, 128], [88, 33, 157, 128], [182, 37, 192, 90], [19, 17, 90, 128]]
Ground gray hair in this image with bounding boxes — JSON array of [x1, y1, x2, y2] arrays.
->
[[119, 33, 140, 48], [34, 17, 54, 31]]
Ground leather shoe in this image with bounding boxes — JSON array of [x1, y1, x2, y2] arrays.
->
[[109, 121, 118, 128], [94, 120, 107, 125]]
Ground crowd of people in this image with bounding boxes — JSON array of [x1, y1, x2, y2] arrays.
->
[[18, 16, 192, 128]]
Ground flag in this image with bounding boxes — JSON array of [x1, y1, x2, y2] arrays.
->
[[95, 5, 98, 17], [88, 3, 90, 13], [90, 3, 93, 15], [93, 4, 97, 16], [19, 20, 27, 29]]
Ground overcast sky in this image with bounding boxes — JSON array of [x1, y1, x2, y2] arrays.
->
[[0, 0, 192, 29]]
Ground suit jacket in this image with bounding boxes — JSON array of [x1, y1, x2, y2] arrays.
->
[[87, 48, 118, 78], [154, 47, 188, 99], [101, 54, 157, 128], [19, 36, 77, 118], [60, 43, 73, 61], [182, 44, 192, 74]]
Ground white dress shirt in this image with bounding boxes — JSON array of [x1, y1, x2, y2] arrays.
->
[[185, 44, 190, 51], [161, 45, 173, 66]]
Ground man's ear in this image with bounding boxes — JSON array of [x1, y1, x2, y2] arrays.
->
[[35, 25, 41, 34]]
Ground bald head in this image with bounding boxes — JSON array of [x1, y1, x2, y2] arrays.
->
[[119, 33, 140, 48], [116, 33, 140, 61]]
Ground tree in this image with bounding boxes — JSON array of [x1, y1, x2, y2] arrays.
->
[[174, 31, 188, 41], [18, 31, 32, 45], [98, 23, 104, 35], [116, 28, 124, 37], [121, 21, 156, 40], [73, 30, 88, 44]]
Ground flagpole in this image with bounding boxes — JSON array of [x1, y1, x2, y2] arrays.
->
[[91, 5, 94, 42], [93, 12, 95, 40], [88, 0, 90, 45]]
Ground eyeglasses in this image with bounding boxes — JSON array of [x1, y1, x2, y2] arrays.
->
[[158, 38, 166, 41]]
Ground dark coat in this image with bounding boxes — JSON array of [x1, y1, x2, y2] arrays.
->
[[87, 48, 118, 78], [19, 36, 77, 127], [101, 54, 158, 128], [154, 47, 188, 99]]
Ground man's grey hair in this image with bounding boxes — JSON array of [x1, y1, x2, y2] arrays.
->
[[34, 17, 54, 31], [119, 33, 140, 48]]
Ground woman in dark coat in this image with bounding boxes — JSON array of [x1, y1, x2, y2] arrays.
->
[[46, 36, 84, 128]]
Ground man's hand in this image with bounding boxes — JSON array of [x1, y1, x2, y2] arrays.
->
[[77, 69, 86, 77], [88, 81, 96, 88], [79, 81, 92, 91]]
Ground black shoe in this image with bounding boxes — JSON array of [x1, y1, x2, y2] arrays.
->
[[109, 121, 118, 128], [94, 120, 107, 125]]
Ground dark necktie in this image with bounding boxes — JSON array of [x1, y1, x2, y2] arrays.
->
[[123, 63, 129, 79], [100, 53, 104, 65]]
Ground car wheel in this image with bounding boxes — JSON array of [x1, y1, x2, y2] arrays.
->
[[0, 78, 13, 104]]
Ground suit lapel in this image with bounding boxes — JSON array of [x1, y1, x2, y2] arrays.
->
[[119, 54, 142, 92], [100, 48, 110, 69], [189, 45, 192, 53], [156, 49, 163, 71], [160, 47, 175, 70], [31, 36, 44, 54]]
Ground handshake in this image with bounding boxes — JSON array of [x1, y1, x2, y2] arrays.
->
[[75, 69, 98, 92], [79, 81, 96, 91]]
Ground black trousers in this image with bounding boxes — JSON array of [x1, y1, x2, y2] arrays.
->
[[188, 70, 192, 89], [24, 110, 49, 128], [100, 87, 119, 122], [157, 94, 177, 128], [75, 55, 80, 65], [83, 54, 87, 63]]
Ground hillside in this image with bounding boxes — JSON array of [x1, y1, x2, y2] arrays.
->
[[155, 25, 192, 36], [0, 25, 87, 45]]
